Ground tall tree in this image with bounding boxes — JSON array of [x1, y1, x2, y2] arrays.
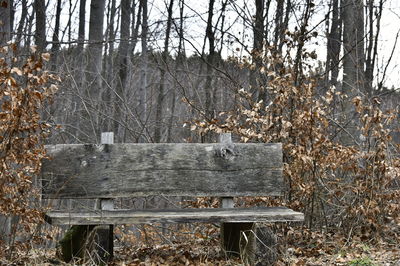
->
[[15, 0, 27, 45], [341, 0, 364, 93], [114, 0, 131, 139], [326, 0, 341, 87], [0, 0, 11, 45], [167, 0, 185, 142], [130, 0, 142, 53], [77, 0, 86, 53], [204, 0, 216, 121], [34, 0, 46, 51], [138, 0, 148, 132], [83, 0, 106, 139], [86, 0, 106, 99], [250, 0, 265, 102], [50, 0, 62, 70], [365, 0, 383, 94], [154, 0, 174, 142]]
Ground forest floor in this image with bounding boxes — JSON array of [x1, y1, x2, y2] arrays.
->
[[12, 218, 400, 266]]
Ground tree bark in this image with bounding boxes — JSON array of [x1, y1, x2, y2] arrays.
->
[[86, 0, 106, 100], [167, 0, 185, 143], [0, 0, 11, 46], [326, 0, 341, 87], [114, 0, 131, 140], [78, 0, 86, 53], [138, 0, 148, 138], [154, 0, 174, 142], [50, 0, 62, 70], [34, 0, 46, 51], [204, 0, 216, 122], [15, 0, 27, 45], [250, 0, 264, 102], [341, 0, 364, 93], [365, 0, 382, 94]]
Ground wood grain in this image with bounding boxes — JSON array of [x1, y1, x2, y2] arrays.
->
[[45, 207, 304, 225], [41, 143, 283, 199]]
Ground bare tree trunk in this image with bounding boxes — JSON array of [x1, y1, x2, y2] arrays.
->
[[342, 0, 365, 93], [130, 0, 142, 53], [85, 0, 106, 140], [34, 0, 46, 51], [138, 0, 148, 140], [250, 0, 264, 102], [114, 0, 131, 140], [50, 0, 62, 70], [365, 0, 382, 94], [87, 0, 106, 98], [167, 0, 185, 143], [103, 0, 117, 132], [25, 7, 35, 48], [154, 0, 174, 143], [273, 0, 284, 52], [204, 0, 215, 122], [0, 0, 11, 46], [78, 0, 86, 53], [15, 0, 27, 45], [326, 0, 341, 87]]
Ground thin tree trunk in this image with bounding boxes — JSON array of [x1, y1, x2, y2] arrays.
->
[[251, 0, 264, 102], [25, 6, 35, 48], [326, 0, 341, 87], [130, 0, 142, 53], [0, 0, 11, 45], [138, 0, 148, 138], [204, 0, 216, 122], [154, 0, 174, 142], [167, 0, 185, 143], [34, 0, 46, 51], [15, 0, 27, 45], [85, 0, 106, 139], [365, 0, 382, 94], [50, 0, 62, 70], [273, 0, 284, 52], [78, 0, 86, 53], [114, 0, 131, 140]]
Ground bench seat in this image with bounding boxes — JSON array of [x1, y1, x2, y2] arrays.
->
[[45, 206, 304, 225]]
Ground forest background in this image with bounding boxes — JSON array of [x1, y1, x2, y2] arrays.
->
[[0, 0, 400, 264]]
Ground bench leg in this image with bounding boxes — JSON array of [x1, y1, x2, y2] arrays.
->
[[58, 224, 113, 264], [221, 223, 277, 265], [88, 225, 114, 264]]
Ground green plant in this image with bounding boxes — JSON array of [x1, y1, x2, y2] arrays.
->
[[348, 257, 376, 266]]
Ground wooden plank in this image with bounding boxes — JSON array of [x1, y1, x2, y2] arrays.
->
[[45, 207, 304, 225], [41, 143, 283, 199]]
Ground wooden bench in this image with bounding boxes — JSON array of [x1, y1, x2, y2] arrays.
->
[[41, 133, 304, 264]]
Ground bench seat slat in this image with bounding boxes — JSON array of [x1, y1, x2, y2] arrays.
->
[[45, 207, 304, 225]]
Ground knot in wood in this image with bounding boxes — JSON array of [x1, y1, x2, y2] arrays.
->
[[215, 143, 236, 158]]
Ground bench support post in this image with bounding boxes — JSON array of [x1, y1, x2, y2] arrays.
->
[[218, 133, 277, 265], [91, 199, 114, 264], [92, 132, 115, 263]]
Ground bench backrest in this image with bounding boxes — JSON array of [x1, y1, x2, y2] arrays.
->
[[41, 142, 283, 199]]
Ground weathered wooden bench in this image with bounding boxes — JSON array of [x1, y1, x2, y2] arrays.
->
[[41, 133, 304, 265]]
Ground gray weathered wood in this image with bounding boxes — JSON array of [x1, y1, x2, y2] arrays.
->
[[45, 207, 304, 225], [218, 133, 235, 209], [95, 132, 114, 262], [41, 143, 283, 199], [101, 132, 114, 145]]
